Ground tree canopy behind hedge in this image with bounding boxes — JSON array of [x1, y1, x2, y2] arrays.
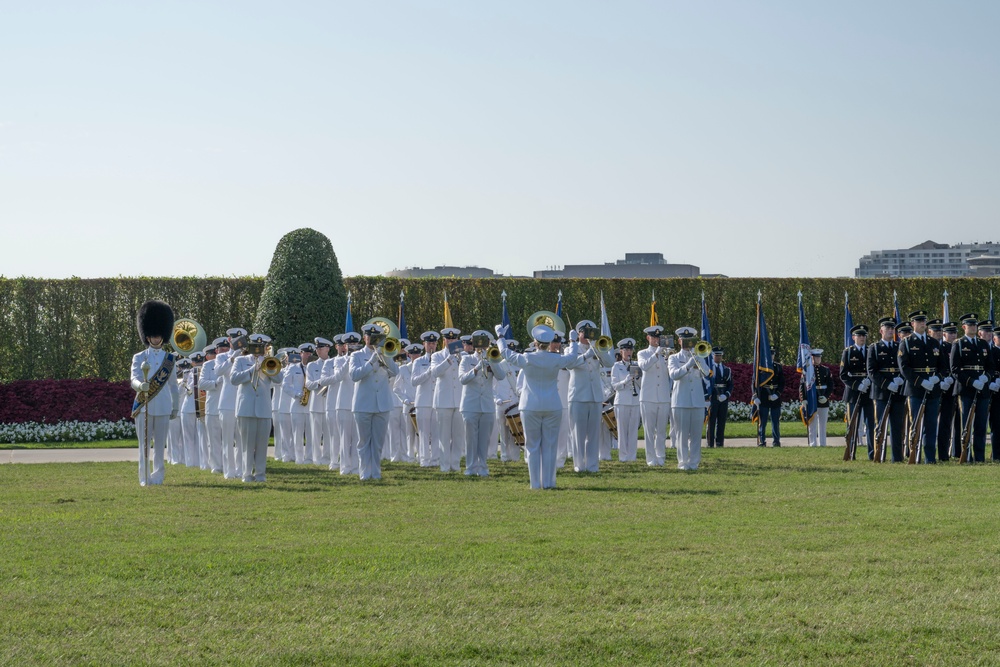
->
[[1, 275, 997, 382]]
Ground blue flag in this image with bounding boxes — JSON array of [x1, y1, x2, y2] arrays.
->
[[844, 291, 854, 351], [501, 290, 512, 340], [751, 292, 775, 426], [798, 291, 818, 426], [893, 290, 901, 342], [397, 290, 407, 341], [345, 291, 354, 334], [701, 291, 715, 398]]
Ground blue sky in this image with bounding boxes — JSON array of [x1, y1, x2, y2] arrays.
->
[[2, 1, 998, 278]]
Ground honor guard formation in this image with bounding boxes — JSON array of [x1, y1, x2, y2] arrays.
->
[[131, 300, 1000, 489]]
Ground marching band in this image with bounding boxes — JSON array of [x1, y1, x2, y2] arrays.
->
[[132, 297, 1000, 489]]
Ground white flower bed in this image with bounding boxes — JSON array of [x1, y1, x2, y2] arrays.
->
[[727, 401, 847, 422], [0, 419, 136, 444]]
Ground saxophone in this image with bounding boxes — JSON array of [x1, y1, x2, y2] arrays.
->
[[299, 362, 311, 407]]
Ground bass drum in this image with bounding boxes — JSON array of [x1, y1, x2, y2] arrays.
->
[[504, 405, 526, 448], [601, 404, 618, 441]]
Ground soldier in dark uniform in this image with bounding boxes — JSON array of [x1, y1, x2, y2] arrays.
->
[[868, 317, 906, 462], [979, 320, 1000, 460], [708, 347, 733, 448], [934, 321, 961, 461], [841, 324, 875, 459], [898, 310, 950, 464], [950, 314, 993, 463], [756, 347, 785, 447]]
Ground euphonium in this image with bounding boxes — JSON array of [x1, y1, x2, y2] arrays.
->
[[381, 337, 399, 357]]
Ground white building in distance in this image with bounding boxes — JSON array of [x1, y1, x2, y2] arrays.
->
[[856, 241, 1000, 278]]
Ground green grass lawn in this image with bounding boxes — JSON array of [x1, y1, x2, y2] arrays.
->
[[3, 450, 1000, 665]]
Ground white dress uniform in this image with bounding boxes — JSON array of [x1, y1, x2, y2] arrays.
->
[[566, 340, 615, 473], [611, 358, 641, 462], [599, 367, 615, 460], [131, 346, 180, 485], [386, 361, 409, 462], [493, 361, 520, 462], [459, 351, 506, 476], [319, 354, 344, 471], [667, 344, 708, 471], [349, 346, 399, 480], [231, 352, 282, 482], [270, 367, 283, 461], [555, 367, 571, 467], [332, 353, 359, 474], [499, 334, 584, 489], [213, 347, 241, 479], [394, 359, 418, 462], [201, 357, 224, 473], [167, 384, 183, 466], [276, 364, 295, 462], [431, 349, 465, 472], [179, 368, 199, 467], [637, 345, 673, 466], [306, 358, 328, 465], [411, 352, 437, 466], [283, 361, 310, 464]]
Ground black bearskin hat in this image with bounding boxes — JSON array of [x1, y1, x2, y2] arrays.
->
[[137, 300, 175, 345]]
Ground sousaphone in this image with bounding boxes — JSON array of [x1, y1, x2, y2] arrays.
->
[[526, 310, 566, 337], [171, 318, 206, 357]]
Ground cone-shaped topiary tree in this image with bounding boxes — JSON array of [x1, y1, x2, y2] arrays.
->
[[253, 228, 347, 348]]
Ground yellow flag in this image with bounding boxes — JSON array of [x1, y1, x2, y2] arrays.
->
[[443, 292, 454, 329], [649, 290, 658, 327]]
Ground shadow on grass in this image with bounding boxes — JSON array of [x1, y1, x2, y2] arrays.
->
[[571, 485, 727, 496]]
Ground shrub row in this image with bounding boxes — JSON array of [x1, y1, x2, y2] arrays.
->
[[2, 275, 997, 382]]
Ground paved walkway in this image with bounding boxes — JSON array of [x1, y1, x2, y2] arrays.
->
[[1, 438, 818, 464]]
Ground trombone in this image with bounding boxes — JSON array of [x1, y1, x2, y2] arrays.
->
[[692, 340, 713, 377], [252, 346, 282, 390]]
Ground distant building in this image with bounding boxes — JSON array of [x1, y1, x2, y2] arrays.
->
[[384, 266, 498, 278], [856, 241, 1000, 278], [534, 253, 704, 279]]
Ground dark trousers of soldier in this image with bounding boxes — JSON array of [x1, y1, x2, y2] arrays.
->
[[937, 392, 959, 461], [959, 390, 991, 463], [708, 402, 728, 448], [990, 397, 1000, 461], [908, 395, 940, 463], [850, 397, 875, 459], [757, 406, 781, 446], [875, 396, 906, 462]]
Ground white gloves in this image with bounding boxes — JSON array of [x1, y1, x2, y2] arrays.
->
[[940, 376, 954, 390], [893, 376, 905, 389], [991, 380, 1000, 393], [769, 393, 779, 402], [169, 410, 178, 420], [752, 397, 761, 406], [684, 358, 697, 371], [717, 393, 727, 402], [973, 379, 986, 391], [888, 381, 900, 393], [928, 375, 940, 386], [920, 379, 935, 392], [495, 324, 508, 338], [569, 329, 579, 342], [858, 378, 871, 392], [139, 382, 150, 393], [979, 374, 990, 384]]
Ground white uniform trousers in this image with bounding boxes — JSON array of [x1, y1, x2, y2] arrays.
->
[[615, 405, 640, 462], [354, 411, 388, 481], [640, 401, 670, 466], [197, 419, 209, 469], [808, 407, 829, 447], [238, 416, 271, 482], [310, 412, 327, 465], [288, 412, 307, 463], [462, 411, 493, 476], [220, 410, 239, 479], [404, 410, 418, 462], [277, 413, 293, 462], [386, 406, 406, 462], [270, 409, 281, 459], [135, 413, 169, 486], [521, 409, 561, 489], [487, 411, 500, 460], [180, 413, 198, 467], [416, 407, 437, 466], [325, 410, 341, 471], [672, 407, 703, 471], [167, 417, 182, 465], [206, 413, 223, 473], [437, 407, 464, 472], [599, 417, 612, 461], [497, 404, 520, 462], [570, 401, 602, 473], [338, 409, 359, 475], [555, 409, 570, 467]]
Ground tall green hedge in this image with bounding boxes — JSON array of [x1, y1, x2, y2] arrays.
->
[[1, 275, 997, 383]]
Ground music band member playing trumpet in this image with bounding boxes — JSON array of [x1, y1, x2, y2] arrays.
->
[[637, 325, 672, 466], [459, 330, 506, 476], [230, 334, 282, 483], [349, 323, 399, 481], [567, 320, 615, 473], [610, 338, 641, 462], [667, 327, 709, 471]]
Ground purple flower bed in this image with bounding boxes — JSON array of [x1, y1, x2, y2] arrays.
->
[[0, 379, 134, 424]]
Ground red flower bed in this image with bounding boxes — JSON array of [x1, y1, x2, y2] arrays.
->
[[0, 379, 134, 424], [726, 363, 844, 404]]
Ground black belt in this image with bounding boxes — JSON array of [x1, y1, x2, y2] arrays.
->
[[962, 365, 985, 371]]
